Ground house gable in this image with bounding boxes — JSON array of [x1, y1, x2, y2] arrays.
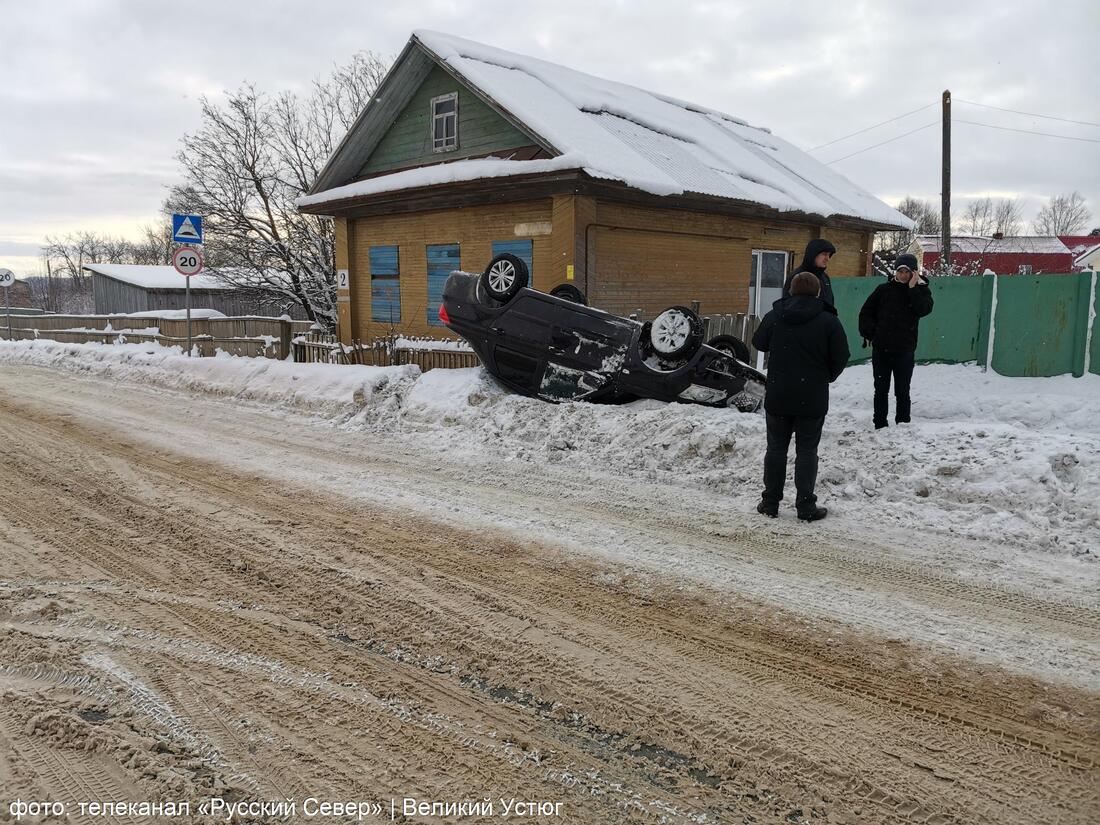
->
[[359, 65, 540, 177]]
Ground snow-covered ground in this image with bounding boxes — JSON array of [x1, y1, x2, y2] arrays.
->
[[3, 338, 1096, 561]]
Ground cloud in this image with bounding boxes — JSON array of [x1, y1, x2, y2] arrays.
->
[[2, 0, 1097, 276]]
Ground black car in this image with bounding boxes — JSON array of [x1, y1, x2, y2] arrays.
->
[[439, 253, 764, 411]]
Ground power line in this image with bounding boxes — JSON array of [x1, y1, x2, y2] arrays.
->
[[807, 102, 938, 152], [955, 98, 1100, 128], [825, 121, 938, 164], [956, 119, 1100, 142]]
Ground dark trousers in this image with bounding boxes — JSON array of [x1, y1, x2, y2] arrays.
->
[[872, 349, 915, 426], [762, 413, 825, 510]]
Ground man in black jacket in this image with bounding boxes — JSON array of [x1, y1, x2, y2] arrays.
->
[[752, 272, 851, 522], [782, 238, 837, 306], [858, 253, 935, 429]]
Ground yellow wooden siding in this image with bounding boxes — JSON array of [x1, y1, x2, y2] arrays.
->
[[587, 202, 871, 317], [345, 196, 875, 340], [348, 199, 554, 340]]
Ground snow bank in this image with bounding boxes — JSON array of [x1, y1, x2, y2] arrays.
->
[[3, 339, 1097, 557], [0, 340, 418, 420]]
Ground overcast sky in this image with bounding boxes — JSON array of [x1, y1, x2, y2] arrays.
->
[[2, 0, 1098, 276]]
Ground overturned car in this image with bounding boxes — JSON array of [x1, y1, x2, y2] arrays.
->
[[439, 253, 765, 412]]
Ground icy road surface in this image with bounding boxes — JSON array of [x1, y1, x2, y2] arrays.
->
[[0, 354, 1097, 823]]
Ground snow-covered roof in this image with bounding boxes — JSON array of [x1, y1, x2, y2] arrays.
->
[[1060, 235, 1100, 255], [1073, 242, 1100, 265], [301, 31, 912, 230], [914, 236, 1072, 255], [83, 263, 230, 291]]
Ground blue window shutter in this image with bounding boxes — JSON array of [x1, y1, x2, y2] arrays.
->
[[426, 243, 461, 326], [491, 240, 533, 283], [370, 245, 401, 324]]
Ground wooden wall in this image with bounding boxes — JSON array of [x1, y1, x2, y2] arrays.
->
[[359, 66, 534, 177], [92, 274, 310, 319], [587, 201, 871, 317], [341, 195, 875, 341], [346, 199, 554, 341]]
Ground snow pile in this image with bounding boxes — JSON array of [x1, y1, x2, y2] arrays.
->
[[393, 364, 1100, 557], [3, 340, 1096, 556], [0, 340, 418, 420]]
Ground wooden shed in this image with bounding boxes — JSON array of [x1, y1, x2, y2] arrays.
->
[[84, 264, 310, 319], [298, 30, 912, 343]]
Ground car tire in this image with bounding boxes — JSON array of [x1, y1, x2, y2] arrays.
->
[[707, 334, 751, 363], [549, 283, 587, 305], [480, 253, 529, 303], [649, 306, 703, 360]]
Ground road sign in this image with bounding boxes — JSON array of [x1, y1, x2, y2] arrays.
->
[[172, 247, 204, 277], [1, 268, 13, 341], [172, 214, 203, 244]]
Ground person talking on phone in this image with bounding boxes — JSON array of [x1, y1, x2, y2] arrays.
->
[[858, 253, 934, 429]]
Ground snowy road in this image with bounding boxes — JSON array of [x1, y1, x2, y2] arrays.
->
[[1, 361, 1098, 823]]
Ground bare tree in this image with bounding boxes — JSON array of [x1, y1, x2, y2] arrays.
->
[[993, 199, 1023, 236], [1033, 191, 1091, 235], [169, 52, 390, 328], [959, 197, 995, 235], [876, 196, 941, 256], [129, 221, 176, 265]]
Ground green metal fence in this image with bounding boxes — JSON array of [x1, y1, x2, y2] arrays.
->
[[832, 272, 1099, 377]]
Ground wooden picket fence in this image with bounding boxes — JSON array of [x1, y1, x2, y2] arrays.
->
[[2, 313, 314, 359], [291, 331, 480, 371]]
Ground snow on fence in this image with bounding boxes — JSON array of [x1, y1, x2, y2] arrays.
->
[[1, 313, 314, 359], [291, 331, 479, 371]]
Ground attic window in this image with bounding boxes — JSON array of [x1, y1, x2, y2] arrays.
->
[[431, 92, 458, 152]]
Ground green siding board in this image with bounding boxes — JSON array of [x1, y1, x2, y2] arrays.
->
[[834, 273, 1097, 376], [991, 274, 1081, 377], [360, 66, 534, 176], [1091, 271, 1100, 376]]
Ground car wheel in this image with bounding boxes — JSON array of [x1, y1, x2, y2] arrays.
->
[[707, 334, 750, 363], [549, 283, 587, 305], [480, 253, 529, 303], [649, 306, 703, 360]]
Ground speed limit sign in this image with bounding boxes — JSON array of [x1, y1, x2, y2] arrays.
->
[[172, 247, 204, 277], [0, 268, 14, 288]]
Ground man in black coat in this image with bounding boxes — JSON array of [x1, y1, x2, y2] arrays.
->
[[858, 253, 935, 429], [752, 272, 851, 522], [782, 238, 837, 306]]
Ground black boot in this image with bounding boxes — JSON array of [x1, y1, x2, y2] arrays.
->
[[798, 506, 828, 522], [756, 500, 778, 518]]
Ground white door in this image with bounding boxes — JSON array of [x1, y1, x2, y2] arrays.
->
[[749, 250, 790, 317]]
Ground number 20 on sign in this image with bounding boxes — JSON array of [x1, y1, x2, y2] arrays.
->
[[172, 247, 204, 277]]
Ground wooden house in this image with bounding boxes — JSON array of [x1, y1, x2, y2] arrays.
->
[[298, 30, 911, 343], [910, 236, 1076, 275], [84, 264, 310, 319]]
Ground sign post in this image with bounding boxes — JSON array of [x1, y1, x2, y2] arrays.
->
[[172, 247, 204, 355], [171, 214, 204, 356], [0, 268, 14, 341]]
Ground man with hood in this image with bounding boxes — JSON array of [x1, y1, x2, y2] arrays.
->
[[752, 271, 850, 522], [858, 253, 934, 429], [782, 239, 837, 306]]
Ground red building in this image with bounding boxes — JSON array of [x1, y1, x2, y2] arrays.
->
[[911, 235, 1075, 274]]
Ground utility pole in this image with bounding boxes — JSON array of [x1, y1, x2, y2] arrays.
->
[[941, 89, 951, 273], [46, 258, 54, 312]]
